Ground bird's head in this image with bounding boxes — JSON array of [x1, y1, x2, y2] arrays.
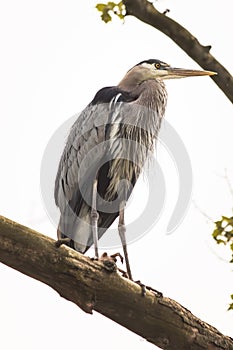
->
[[118, 59, 217, 91], [134, 59, 217, 80]]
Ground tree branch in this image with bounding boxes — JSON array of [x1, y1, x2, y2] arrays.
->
[[122, 0, 233, 103], [0, 215, 233, 350]]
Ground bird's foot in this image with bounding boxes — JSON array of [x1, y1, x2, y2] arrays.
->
[[134, 280, 147, 296], [90, 256, 99, 261], [55, 237, 72, 247], [110, 252, 124, 264], [135, 280, 163, 298], [146, 285, 163, 298], [117, 267, 129, 278], [96, 252, 125, 273], [100, 252, 117, 272], [97, 253, 162, 297]]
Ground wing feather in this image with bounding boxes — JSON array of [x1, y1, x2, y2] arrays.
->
[[55, 86, 139, 252], [54, 78, 167, 253]]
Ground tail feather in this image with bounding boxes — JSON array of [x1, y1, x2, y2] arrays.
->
[[57, 206, 119, 254]]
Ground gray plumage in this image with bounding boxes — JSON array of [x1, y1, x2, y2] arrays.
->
[[54, 59, 215, 257]]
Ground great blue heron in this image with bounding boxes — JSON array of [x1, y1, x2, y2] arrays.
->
[[55, 59, 216, 279]]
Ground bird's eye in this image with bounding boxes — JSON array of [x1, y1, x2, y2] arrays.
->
[[155, 63, 161, 69]]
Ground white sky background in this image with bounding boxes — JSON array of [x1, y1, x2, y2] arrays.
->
[[0, 0, 233, 349]]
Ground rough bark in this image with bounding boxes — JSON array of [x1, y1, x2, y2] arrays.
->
[[0, 215, 233, 350], [122, 0, 233, 104]]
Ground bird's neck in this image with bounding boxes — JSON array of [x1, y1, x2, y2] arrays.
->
[[137, 80, 167, 113], [119, 74, 167, 116], [118, 69, 145, 92]]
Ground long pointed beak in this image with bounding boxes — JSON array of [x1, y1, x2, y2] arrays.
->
[[164, 67, 217, 79]]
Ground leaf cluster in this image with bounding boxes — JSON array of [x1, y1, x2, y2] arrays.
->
[[96, 1, 125, 23], [213, 216, 233, 260], [212, 215, 233, 310]]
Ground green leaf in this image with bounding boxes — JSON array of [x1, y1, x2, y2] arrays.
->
[[96, 1, 125, 23], [212, 228, 221, 239], [101, 12, 112, 23], [217, 239, 227, 245], [213, 215, 233, 310], [222, 216, 233, 222], [214, 220, 223, 229], [228, 295, 233, 310], [108, 1, 117, 7], [96, 3, 107, 12], [117, 13, 124, 19]]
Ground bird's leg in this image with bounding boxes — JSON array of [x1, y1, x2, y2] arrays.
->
[[118, 203, 132, 280], [91, 178, 99, 259]]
